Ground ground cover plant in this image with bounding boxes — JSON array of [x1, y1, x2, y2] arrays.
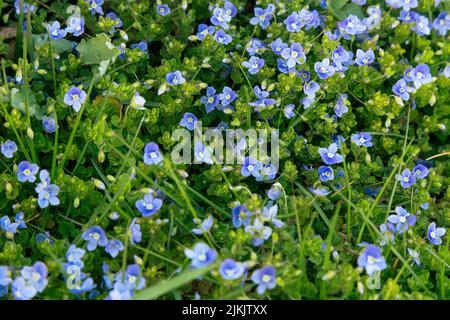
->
[[0, 0, 449, 300]]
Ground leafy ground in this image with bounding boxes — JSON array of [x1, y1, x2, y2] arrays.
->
[[0, 0, 449, 300]]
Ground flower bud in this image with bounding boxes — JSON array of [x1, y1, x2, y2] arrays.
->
[[27, 127, 34, 139]]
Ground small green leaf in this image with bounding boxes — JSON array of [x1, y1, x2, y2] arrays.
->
[[328, 0, 348, 11], [76, 33, 119, 65], [133, 261, 221, 300]]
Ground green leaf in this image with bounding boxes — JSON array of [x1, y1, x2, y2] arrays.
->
[[10, 88, 43, 119], [32, 35, 73, 54], [341, 3, 364, 18], [328, 0, 348, 11], [75, 33, 119, 65], [133, 261, 221, 300]]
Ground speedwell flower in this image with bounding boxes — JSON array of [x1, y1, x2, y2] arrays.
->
[[251, 266, 276, 295], [82, 226, 108, 251], [184, 242, 217, 269], [318, 143, 344, 165], [64, 87, 87, 112], [135, 192, 163, 217]]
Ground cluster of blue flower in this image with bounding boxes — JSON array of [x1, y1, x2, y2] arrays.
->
[[0, 262, 48, 300], [184, 242, 277, 295]]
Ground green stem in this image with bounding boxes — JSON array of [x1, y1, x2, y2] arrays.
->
[[57, 72, 97, 174]]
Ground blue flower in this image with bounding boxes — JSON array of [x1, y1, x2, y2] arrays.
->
[[130, 41, 148, 52], [232, 205, 252, 228], [241, 156, 263, 178], [245, 218, 272, 246], [357, 245, 387, 275], [156, 4, 170, 16], [433, 12, 449, 36], [219, 86, 237, 106], [42, 116, 57, 133], [224, 1, 237, 18], [396, 168, 416, 188], [318, 166, 334, 182], [400, 0, 418, 11], [196, 24, 215, 40], [300, 97, 314, 109], [166, 71, 186, 85], [143, 142, 163, 165], [267, 183, 282, 200], [129, 218, 142, 246], [106, 282, 133, 300], [214, 29, 233, 44], [365, 6, 382, 30], [21, 262, 48, 293], [334, 94, 349, 117], [194, 142, 214, 164], [14, 0, 36, 15], [219, 259, 246, 280], [82, 226, 108, 251], [427, 222, 446, 245], [0, 266, 12, 288], [115, 264, 146, 291], [411, 64, 432, 89], [399, 10, 418, 23], [64, 86, 87, 112], [211, 8, 232, 29], [276, 58, 295, 74], [257, 164, 277, 182], [105, 239, 124, 258], [412, 14, 431, 36], [180, 112, 198, 131], [17, 161, 39, 183], [309, 187, 331, 196], [407, 248, 420, 267], [88, 0, 104, 15], [1, 140, 17, 158], [303, 81, 319, 98], [14, 212, 25, 229], [262, 204, 284, 228], [318, 143, 344, 165], [192, 215, 214, 235], [249, 6, 273, 29], [184, 242, 217, 269], [65, 15, 85, 36], [0, 216, 19, 234], [392, 79, 414, 101], [243, 56, 265, 74], [65, 245, 86, 268], [352, 0, 366, 5], [332, 46, 354, 72], [135, 192, 163, 217], [351, 132, 373, 147], [283, 104, 295, 119], [47, 21, 67, 39], [201, 86, 220, 113], [251, 266, 276, 295], [338, 15, 367, 37], [315, 58, 335, 79], [270, 38, 288, 56], [379, 223, 396, 246], [105, 12, 123, 33], [412, 164, 429, 179], [387, 206, 416, 234], [35, 170, 60, 208], [354, 49, 375, 66], [284, 12, 302, 32], [281, 43, 306, 68], [11, 277, 37, 300], [36, 232, 53, 244]]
